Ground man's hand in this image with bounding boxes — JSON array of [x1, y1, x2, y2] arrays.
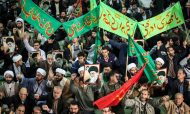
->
[[156, 41, 162, 50], [48, 69, 54, 81], [42, 105, 50, 112], [34, 94, 40, 100], [23, 32, 30, 40], [13, 28, 17, 34], [187, 54, 190, 59], [103, 35, 109, 42], [161, 95, 169, 102]]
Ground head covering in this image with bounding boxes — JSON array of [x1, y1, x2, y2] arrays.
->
[[78, 66, 84, 74], [127, 63, 137, 71], [88, 66, 98, 73], [56, 68, 66, 76], [12, 54, 22, 63], [15, 18, 24, 23], [36, 68, 46, 76], [155, 57, 165, 65], [4, 70, 14, 78]]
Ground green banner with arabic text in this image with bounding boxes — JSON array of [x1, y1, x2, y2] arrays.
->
[[128, 36, 161, 84], [21, 0, 62, 38], [63, 6, 100, 40], [138, 2, 185, 40], [98, 2, 138, 39]]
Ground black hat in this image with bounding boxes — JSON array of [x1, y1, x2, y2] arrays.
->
[[88, 66, 98, 73], [55, 53, 63, 59], [6, 38, 14, 44]]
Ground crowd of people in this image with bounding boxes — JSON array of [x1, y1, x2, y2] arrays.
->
[[0, 0, 190, 114]]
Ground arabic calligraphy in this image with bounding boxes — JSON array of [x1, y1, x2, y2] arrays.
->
[[98, 3, 137, 38], [140, 9, 184, 38], [21, 0, 55, 37], [66, 7, 102, 38]]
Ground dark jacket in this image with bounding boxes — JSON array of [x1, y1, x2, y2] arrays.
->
[[97, 53, 120, 71], [6, 95, 35, 114], [109, 39, 127, 74], [41, 41, 60, 54], [171, 79, 189, 104], [71, 60, 89, 73], [163, 53, 187, 76], [50, 1, 66, 18], [40, 92, 67, 114]]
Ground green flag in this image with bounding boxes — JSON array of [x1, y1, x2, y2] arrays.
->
[[127, 37, 136, 56], [63, 6, 100, 40], [93, 29, 102, 63], [128, 36, 161, 84], [98, 2, 138, 39], [21, 0, 61, 38], [73, 0, 83, 17], [138, 2, 185, 40], [90, 0, 97, 10]]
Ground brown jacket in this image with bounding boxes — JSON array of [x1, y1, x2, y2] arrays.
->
[[162, 100, 190, 114], [0, 82, 19, 97]]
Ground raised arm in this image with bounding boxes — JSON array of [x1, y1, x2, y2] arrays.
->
[[23, 32, 35, 53]]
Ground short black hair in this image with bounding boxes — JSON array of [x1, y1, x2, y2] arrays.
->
[[34, 40, 41, 45], [70, 100, 80, 106], [102, 46, 110, 51], [77, 52, 85, 57], [103, 63, 112, 69]]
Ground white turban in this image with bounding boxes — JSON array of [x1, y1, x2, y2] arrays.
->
[[56, 68, 66, 76], [4, 70, 14, 78], [12, 54, 22, 62], [155, 57, 165, 65], [78, 66, 84, 74], [36, 68, 46, 76], [15, 18, 24, 23], [127, 63, 137, 71]]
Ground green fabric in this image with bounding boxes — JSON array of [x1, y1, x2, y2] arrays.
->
[[90, 0, 97, 10], [21, 0, 61, 38], [73, 0, 82, 17], [93, 29, 101, 64], [128, 36, 161, 84], [127, 37, 136, 56], [63, 6, 100, 40], [138, 2, 185, 40], [98, 2, 138, 39]]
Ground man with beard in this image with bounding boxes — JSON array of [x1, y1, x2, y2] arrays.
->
[[164, 46, 185, 91], [100, 63, 112, 84], [20, 68, 48, 99], [0, 70, 19, 97], [87, 66, 99, 83], [47, 68, 73, 105], [8, 54, 27, 81], [62, 101, 84, 114], [55, 53, 64, 67], [13, 18, 24, 39], [39, 86, 66, 114], [125, 89, 155, 114], [99, 71, 125, 114], [38, 53, 60, 77]]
